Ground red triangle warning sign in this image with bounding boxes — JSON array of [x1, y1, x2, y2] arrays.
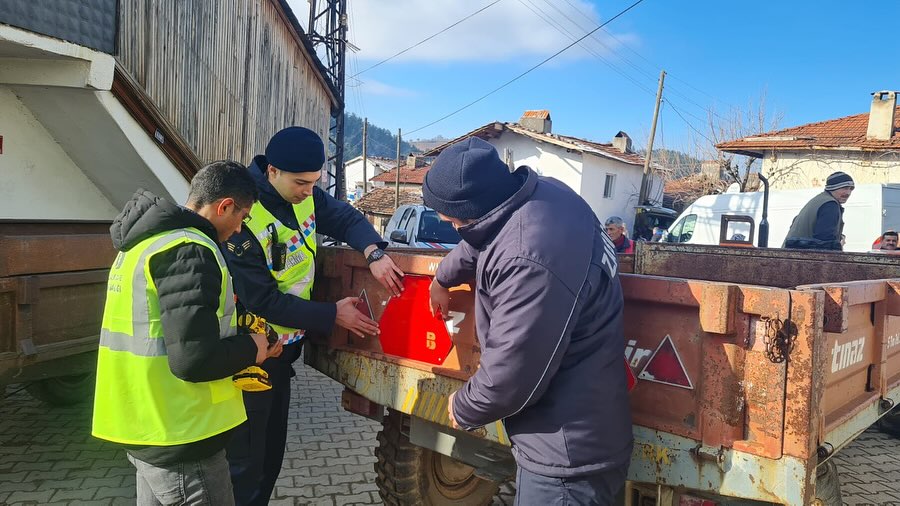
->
[[638, 335, 693, 389]]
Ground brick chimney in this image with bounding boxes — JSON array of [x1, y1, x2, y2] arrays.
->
[[866, 90, 897, 141], [519, 110, 552, 134], [406, 154, 425, 168], [612, 131, 632, 153]]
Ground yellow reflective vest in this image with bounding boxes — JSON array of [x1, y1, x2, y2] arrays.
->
[[92, 228, 246, 446], [244, 196, 316, 344]]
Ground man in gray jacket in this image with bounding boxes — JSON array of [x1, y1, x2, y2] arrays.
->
[[425, 137, 632, 505]]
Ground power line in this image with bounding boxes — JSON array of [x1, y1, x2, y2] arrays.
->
[[404, 0, 647, 136], [557, 0, 731, 118], [349, 0, 504, 78], [518, 0, 656, 96], [665, 99, 714, 145]]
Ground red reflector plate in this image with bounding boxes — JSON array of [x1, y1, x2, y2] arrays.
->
[[378, 275, 453, 365], [638, 334, 693, 389]]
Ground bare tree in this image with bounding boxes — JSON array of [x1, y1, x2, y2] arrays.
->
[[700, 91, 784, 191]]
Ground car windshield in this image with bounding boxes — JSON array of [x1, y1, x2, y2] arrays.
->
[[417, 210, 461, 244]]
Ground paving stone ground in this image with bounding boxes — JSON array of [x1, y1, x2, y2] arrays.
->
[[0, 363, 897, 505]]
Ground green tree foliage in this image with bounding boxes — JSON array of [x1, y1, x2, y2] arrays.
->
[[344, 113, 419, 159]]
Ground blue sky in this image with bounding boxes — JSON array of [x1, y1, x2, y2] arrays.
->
[[292, 0, 899, 154]]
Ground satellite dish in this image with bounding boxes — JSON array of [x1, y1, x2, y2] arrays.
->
[[725, 182, 741, 193]]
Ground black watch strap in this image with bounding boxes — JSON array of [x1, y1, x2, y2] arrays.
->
[[366, 248, 386, 264]]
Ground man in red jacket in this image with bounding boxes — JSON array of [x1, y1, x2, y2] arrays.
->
[[605, 216, 634, 254]]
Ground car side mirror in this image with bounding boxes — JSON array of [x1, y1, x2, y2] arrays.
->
[[389, 229, 409, 244]]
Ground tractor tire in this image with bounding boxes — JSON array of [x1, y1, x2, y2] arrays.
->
[[813, 460, 842, 506], [26, 372, 95, 406], [375, 410, 500, 505], [877, 408, 900, 438]]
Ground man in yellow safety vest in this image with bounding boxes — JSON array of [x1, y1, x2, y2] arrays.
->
[[92, 160, 282, 505]]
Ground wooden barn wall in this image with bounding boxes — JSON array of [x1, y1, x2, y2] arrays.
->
[[116, 0, 332, 166]]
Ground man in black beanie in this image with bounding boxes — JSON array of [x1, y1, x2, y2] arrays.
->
[[426, 137, 632, 505], [222, 126, 404, 505], [783, 171, 854, 251]]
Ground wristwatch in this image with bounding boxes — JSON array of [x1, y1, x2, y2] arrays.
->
[[366, 248, 386, 265]]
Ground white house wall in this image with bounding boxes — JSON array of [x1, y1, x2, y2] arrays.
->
[[0, 86, 119, 220], [487, 131, 661, 233], [581, 153, 654, 233], [487, 131, 584, 193], [763, 150, 900, 190], [345, 158, 387, 200]]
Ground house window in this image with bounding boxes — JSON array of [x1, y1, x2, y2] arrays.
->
[[603, 174, 616, 199]]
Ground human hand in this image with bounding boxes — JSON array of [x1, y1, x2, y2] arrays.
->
[[429, 277, 451, 320], [448, 391, 460, 429], [250, 333, 269, 365], [369, 254, 404, 296], [266, 339, 283, 359], [335, 297, 380, 338]]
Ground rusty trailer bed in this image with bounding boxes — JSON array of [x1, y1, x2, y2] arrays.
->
[[307, 243, 900, 505]]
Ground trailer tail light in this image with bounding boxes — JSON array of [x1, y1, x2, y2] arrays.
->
[[679, 496, 717, 506], [378, 275, 454, 365]]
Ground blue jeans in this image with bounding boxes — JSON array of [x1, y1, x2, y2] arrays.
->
[[127, 450, 235, 506], [514, 465, 628, 506]]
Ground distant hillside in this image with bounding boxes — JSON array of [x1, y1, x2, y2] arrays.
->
[[640, 148, 704, 179], [409, 135, 448, 153], [344, 113, 419, 159]]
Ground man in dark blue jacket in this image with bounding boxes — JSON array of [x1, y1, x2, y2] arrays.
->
[[222, 127, 404, 505], [426, 137, 632, 505]]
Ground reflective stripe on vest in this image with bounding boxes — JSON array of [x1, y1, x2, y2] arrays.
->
[[245, 196, 316, 344], [92, 228, 246, 446]]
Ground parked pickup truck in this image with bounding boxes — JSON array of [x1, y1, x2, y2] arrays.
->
[[307, 241, 900, 505]]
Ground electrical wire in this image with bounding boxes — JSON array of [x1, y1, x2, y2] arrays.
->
[[350, 0, 504, 78], [405, 0, 646, 136], [665, 99, 714, 145]]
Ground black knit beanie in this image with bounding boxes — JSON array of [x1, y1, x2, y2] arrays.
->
[[265, 126, 326, 173], [422, 137, 521, 220]]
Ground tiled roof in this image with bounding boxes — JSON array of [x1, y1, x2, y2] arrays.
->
[[424, 122, 646, 166], [522, 109, 550, 119], [717, 107, 900, 156], [353, 188, 422, 216], [370, 165, 430, 184]]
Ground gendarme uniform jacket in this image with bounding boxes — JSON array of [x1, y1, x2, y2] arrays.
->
[[222, 156, 386, 363]]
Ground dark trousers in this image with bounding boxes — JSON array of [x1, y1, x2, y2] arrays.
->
[[227, 344, 300, 506], [514, 464, 628, 506]]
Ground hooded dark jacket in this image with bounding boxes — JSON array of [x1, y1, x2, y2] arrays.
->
[[109, 189, 258, 465], [439, 168, 633, 478]]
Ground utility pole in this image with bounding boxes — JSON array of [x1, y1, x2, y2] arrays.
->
[[395, 128, 401, 209], [362, 118, 368, 195], [638, 70, 666, 207]]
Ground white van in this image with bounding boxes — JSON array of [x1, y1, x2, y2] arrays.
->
[[384, 205, 461, 249], [666, 183, 900, 253]]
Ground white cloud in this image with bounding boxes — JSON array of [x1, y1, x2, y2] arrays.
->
[[289, 0, 640, 64], [352, 78, 419, 97]]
